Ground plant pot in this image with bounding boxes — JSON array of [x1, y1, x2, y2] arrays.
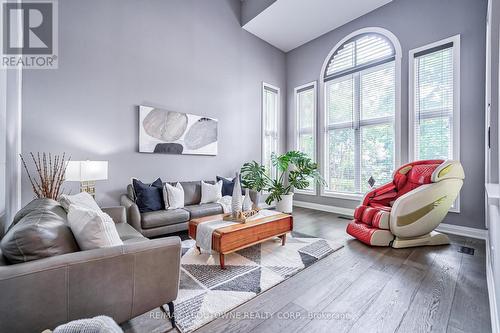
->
[[276, 193, 294, 213]]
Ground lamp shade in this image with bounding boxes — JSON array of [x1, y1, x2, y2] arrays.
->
[[65, 161, 108, 181]]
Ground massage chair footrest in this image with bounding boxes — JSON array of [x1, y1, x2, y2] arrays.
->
[[346, 221, 394, 246]]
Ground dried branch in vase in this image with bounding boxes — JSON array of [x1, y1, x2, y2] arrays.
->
[[20, 152, 71, 200]]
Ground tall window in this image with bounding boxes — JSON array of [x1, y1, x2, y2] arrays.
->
[[409, 36, 460, 211], [410, 36, 460, 162], [262, 83, 280, 179], [295, 82, 317, 193], [323, 33, 398, 196]]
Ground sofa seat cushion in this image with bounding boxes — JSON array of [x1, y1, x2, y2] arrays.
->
[[115, 222, 147, 242], [184, 203, 223, 219], [1, 209, 79, 264], [346, 220, 394, 246], [141, 209, 190, 229]]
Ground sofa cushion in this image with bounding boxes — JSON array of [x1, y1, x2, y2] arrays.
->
[[67, 205, 123, 251], [133, 178, 164, 213], [141, 209, 190, 229], [1, 209, 79, 264], [59, 192, 101, 212], [176, 181, 215, 206], [217, 176, 244, 196], [184, 203, 223, 219], [10, 198, 66, 230]]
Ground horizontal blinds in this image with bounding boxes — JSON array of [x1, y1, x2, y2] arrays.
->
[[413, 44, 454, 161], [296, 86, 316, 191], [325, 33, 394, 79], [326, 62, 395, 194], [263, 86, 279, 178]]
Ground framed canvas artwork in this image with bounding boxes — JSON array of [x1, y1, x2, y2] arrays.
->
[[139, 106, 218, 155]]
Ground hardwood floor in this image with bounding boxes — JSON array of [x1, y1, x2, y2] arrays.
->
[[122, 207, 491, 333]]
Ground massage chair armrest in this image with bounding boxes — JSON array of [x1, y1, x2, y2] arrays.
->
[[390, 178, 463, 238], [361, 181, 395, 205], [120, 194, 142, 232]]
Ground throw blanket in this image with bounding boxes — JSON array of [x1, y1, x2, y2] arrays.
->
[[195, 209, 282, 253], [196, 219, 237, 253], [53, 316, 123, 333]]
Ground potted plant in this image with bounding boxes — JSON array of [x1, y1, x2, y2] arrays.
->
[[240, 161, 267, 209], [241, 151, 324, 213]]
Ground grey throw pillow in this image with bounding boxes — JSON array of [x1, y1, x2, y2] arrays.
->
[[1, 209, 79, 264]]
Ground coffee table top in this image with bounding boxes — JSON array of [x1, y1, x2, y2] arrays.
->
[[189, 210, 291, 234]]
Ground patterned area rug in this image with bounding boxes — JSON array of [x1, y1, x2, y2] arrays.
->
[[169, 231, 343, 332]]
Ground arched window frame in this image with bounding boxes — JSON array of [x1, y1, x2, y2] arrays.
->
[[318, 27, 402, 200]]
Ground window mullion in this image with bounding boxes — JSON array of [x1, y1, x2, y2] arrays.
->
[[354, 72, 361, 193]]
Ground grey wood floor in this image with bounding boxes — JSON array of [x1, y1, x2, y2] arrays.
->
[[122, 207, 491, 333]]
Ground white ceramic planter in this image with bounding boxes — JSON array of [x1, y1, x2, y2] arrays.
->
[[276, 193, 294, 213]]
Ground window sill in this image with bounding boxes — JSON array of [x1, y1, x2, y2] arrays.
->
[[321, 191, 364, 201], [295, 189, 316, 196]]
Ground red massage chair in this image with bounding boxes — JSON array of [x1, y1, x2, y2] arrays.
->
[[346, 160, 465, 248]]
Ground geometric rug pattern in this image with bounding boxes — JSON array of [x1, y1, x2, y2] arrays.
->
[[169, 231, 343, 332]]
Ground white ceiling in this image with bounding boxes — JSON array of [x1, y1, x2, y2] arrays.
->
[[242, 0, 393, 52]]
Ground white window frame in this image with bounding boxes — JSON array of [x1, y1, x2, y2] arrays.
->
[[294, 81, 317, 195], [261, 82, 280, 180], [318, 27, 402, 200], [408, 35, 461, 213]]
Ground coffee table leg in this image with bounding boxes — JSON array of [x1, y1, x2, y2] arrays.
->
[[281, 234, 286, 246], [219, 253, 225, 269]]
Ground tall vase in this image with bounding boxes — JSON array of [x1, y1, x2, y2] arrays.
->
[[242, 188, 252, 212], [231, 172, 243, 217]]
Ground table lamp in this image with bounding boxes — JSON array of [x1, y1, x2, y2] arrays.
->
[[65, 160, 108, 198]]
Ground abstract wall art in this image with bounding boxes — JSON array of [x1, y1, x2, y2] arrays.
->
[[139, 105, 218, 155]]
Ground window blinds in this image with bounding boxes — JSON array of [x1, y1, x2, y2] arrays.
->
[[325, 34, 395, 79], [296, 85, 316, 192], [413, 43, 454, 161], [263, 85, 279, 178], [325, 62, 395, 194]]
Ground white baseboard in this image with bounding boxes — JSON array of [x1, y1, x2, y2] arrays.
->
[[293, 200, 355, 216], [294, 200, 488, 240], [435, 223, 488, 240], [486, 237, 500, 333]]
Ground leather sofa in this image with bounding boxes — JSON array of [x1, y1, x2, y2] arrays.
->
[[346, 159, 464, 248], [0, 199, 181, 333], [121, 180, 226, 237]]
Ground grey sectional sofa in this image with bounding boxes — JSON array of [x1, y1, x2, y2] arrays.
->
[[0, 199, 181, 333], [121, 180, 225, 237]]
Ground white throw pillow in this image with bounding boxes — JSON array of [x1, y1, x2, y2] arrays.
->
[[60, 192, 101, 212], [164, 182, 184, 209], [67, 204, 123, 250], [200, 180, 223, 204]]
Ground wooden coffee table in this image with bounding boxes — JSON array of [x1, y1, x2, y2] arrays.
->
[[188, 211, 293, 269]]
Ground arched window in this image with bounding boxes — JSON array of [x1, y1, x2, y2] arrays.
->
[[322, 30, 400, 197]]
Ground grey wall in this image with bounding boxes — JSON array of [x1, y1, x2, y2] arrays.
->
[[21, 0, 286, 207], [286, 0, 487, 229]]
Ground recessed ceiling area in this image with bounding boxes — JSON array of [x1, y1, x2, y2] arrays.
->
[[242, 0, 393, 52]]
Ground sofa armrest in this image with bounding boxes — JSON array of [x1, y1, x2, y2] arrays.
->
[[120, 194, 142, 232], [102, 206, 127, 224], [0, 237, 181, 332]]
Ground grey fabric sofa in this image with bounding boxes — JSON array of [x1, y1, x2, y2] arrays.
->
[[121, 180, 225, 237], [0, 200, 181, 333]]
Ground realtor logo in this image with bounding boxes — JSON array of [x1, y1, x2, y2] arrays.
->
[[1, 0, 58, 68]]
